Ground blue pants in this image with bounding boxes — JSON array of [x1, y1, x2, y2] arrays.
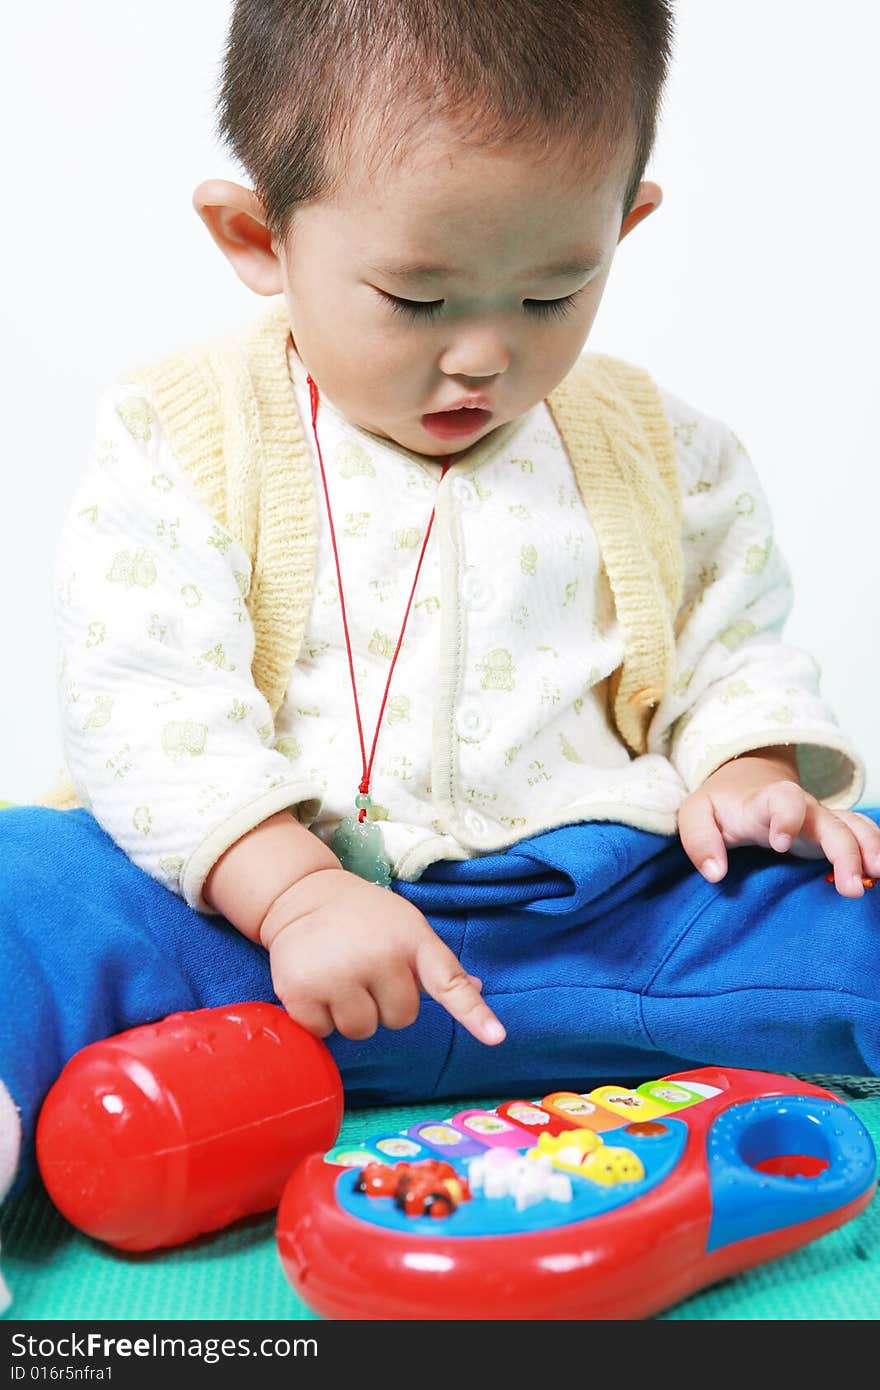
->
[[2, 805, 879, 1198]]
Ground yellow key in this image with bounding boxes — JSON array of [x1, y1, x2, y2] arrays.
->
[[586, 1085, 666, 1120]]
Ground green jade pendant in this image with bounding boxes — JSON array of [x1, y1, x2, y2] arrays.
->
[[332, 794, 392, 888]]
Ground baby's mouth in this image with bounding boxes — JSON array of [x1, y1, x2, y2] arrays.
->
[[420, 406, 494, 439]]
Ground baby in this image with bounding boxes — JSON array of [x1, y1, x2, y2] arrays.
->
[[1, 0, 879, 1310]]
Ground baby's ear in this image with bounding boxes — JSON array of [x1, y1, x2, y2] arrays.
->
[[618, 181, 663, 243], [192, 180, 283, 296]]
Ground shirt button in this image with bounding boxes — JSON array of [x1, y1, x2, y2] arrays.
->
[[461, 570, 493, 610], [451, 477, 478, 509], [455, 704, 491, 741], [462, 807, 490, 839]]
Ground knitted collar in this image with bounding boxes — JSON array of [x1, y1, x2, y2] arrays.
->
[[130, 298, 681, 753]]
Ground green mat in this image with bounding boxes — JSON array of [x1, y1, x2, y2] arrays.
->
[[2, 1079, 879, 1321]]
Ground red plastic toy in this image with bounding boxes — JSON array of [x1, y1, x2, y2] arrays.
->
[[276, 1067, 878, 1320], [36, 1002, 343, 1250]]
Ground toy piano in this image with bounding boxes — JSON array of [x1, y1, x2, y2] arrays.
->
[[276, 1066, 877, 1320]]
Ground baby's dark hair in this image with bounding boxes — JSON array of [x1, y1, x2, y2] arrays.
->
[[218, 0, 674, 243]]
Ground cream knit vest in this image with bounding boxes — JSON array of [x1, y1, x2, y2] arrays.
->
[[45, 300, 682, 810]]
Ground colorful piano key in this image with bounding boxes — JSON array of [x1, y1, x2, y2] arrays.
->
[[407, 1120, 486, 1158], [541, 1091, 626, 1133], [497, 1099, 572, 1136], [636, 1080, 706, 1112], [325, 1144, 386, 1168], [449, 1108, 537, 1150], [368, 1134, 434, 1162], [586, 1086, 667, 1120]]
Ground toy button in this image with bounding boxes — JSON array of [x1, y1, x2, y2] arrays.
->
[[637, 1080, 705, 1112], [588, 1085, 666, 1120], [468, 1150, 574, 1209], [579, 1146, 646, 1186], [325, 1146, 383, 1168], [531, 1131, 646, 1186], [624, 1121, 669, 1138], [532, 1128, 604, 1174], [498, 1100, 571, 1136], [541, 1091, 625, 1132], [408, 1120, 485, 1159], [370, 1135, 430, 1161], [450, 1109, 534, 1150]]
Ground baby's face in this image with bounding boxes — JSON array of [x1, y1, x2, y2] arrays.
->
[[274, 120, 637, 458]]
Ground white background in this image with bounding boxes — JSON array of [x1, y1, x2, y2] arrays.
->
[[1, 1, 877, 803]]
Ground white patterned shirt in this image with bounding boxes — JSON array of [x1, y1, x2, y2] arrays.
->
[[54, 343, 863, 911]]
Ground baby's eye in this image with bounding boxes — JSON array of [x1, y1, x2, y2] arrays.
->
[[522, 293, 582, 321], [375, 287, 586, 323], [379, 292, 444, 323]]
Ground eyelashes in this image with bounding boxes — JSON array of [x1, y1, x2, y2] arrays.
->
[[376, 288, 586, 323]]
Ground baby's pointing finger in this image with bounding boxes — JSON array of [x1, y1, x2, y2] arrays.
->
[[417, 937, 505, 1046]]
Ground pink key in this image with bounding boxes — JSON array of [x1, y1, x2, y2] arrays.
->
[[449, 1108, 536, 1150]]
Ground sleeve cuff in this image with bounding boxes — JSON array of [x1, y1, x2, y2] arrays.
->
[[181, 783, 323, 914], [674, 723, 865, 808]]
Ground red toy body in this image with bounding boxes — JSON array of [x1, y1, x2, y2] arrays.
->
[[276, 1067, 877, 1320], [36, 1002, 343, 1250]]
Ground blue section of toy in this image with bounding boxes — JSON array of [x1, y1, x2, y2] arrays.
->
[[336, 1117, 689, 1237], [706, 1095, 877, 1251]]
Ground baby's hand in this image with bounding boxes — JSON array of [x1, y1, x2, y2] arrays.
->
[[260, 867, 506, 1045], [678, 747, 880, 897]]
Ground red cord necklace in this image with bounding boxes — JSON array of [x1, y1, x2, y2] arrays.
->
[[307, 374, 452, 886]]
